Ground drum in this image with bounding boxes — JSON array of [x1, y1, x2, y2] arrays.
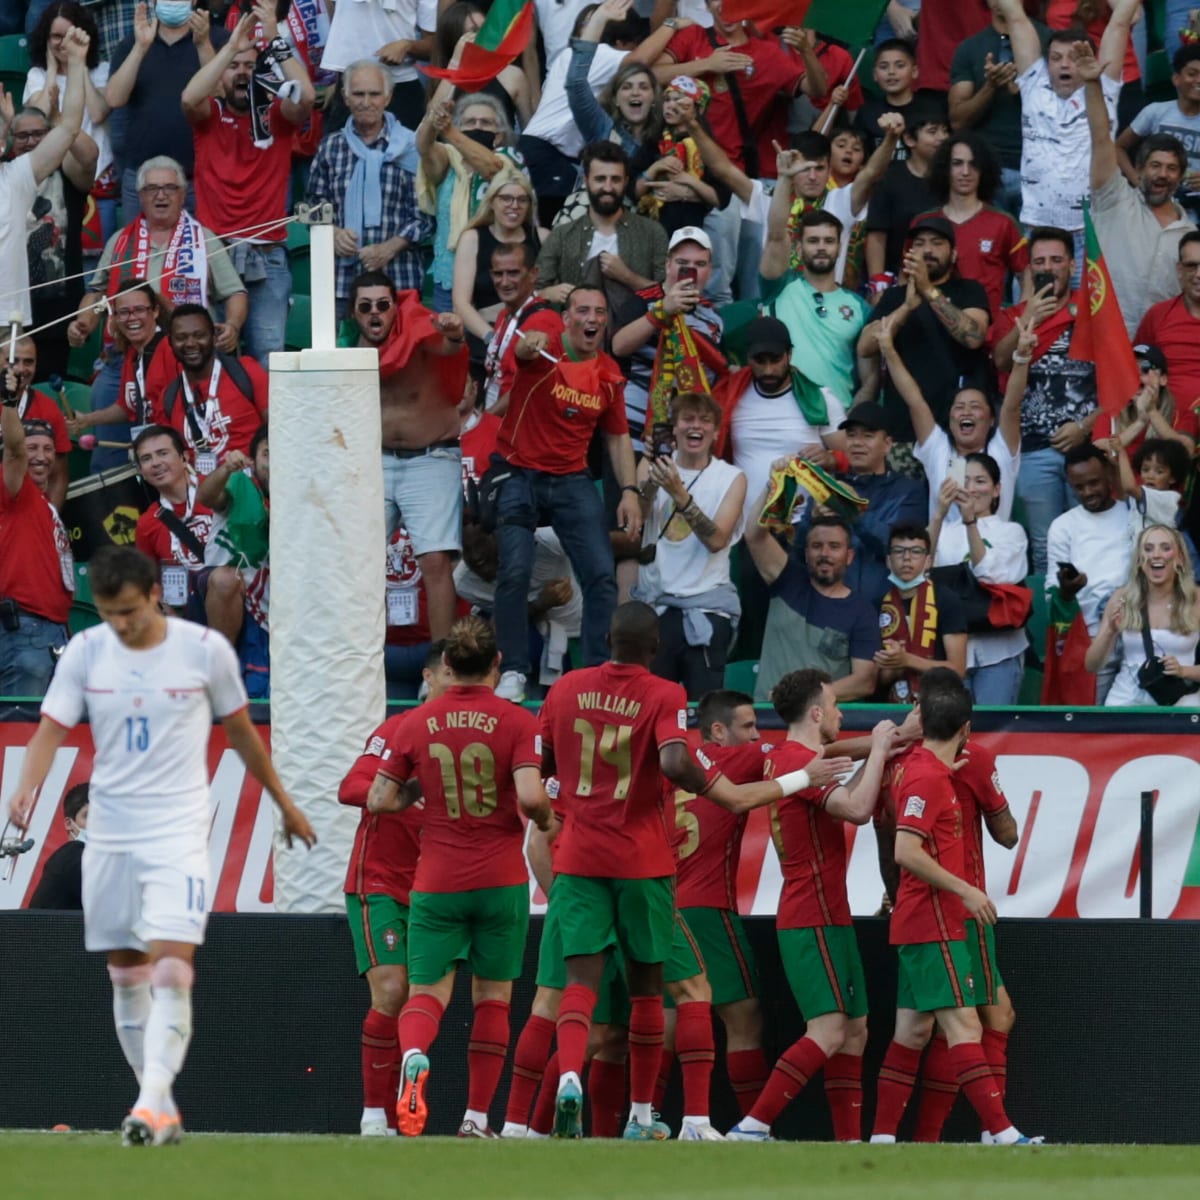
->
[[62, 466, 151, 561]]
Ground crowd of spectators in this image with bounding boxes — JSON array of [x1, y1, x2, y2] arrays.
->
[[5, 0, 1200, 712]]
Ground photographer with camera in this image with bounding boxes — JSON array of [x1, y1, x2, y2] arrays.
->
[[1085, 524, 1200, 708], [631, 390, 745, 699]]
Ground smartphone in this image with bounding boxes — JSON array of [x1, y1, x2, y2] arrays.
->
[[1058, 561, 1080, 580], [652, 422, 675, 458], [678, 266, 698, 283], [1032, 271, 1055, 295], [948, 457, 967, 488]]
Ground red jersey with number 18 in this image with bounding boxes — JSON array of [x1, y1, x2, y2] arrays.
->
[[380, 685, 541, 893], [762, 740, 850, 930], [889, 745, 967, 945], [541, 662, 689, 879]]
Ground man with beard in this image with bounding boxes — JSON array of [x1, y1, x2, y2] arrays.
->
[[858, 215, 991, 447], [348, 271, 468, 644], [182, 4, 315, 365], [1081, 41, 1197, 337], [536, 143, 667, 298], [1134, 233, 1200, 413]]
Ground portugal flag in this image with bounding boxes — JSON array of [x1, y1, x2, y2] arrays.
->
[[722, 0, 887, 43], [1068, 199, 1140, 416], [422, 0, 534, 92]]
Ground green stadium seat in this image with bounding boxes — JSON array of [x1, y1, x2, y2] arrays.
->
[[285, 294, 312, 350], [724, 659, 759, 694], [66, 326, 102, 383], [1024, 572, 1048, 666], [0, 33, 29, 90], [68, 562, 100, 636], [287, 222, 312, 295]]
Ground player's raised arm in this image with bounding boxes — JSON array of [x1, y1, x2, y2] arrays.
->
[[824, 721, 898, 825], [5, 717, 70, 832], [221, 708, 316, 848]]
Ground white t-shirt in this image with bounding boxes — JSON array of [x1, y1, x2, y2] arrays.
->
[[523, 44, 627, 157], [740, 179, 865, 286], [1018, 58, 1120, 230], [0, 155, 38, 325], [915, 427, 1019, 523], [321, 0, 438, 85], [730, 379, 847, 525], [536, 0, 594, 63], [1126, 486, 1182, 550], [41, 618, 248, 851], [24, 64, 113, 178], [588, 228, 618, 258], [1045, 500, 1133, 633]]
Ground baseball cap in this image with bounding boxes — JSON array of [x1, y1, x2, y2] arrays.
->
[[744, 316, 792, 358], [908, 214, 956, 246], [668, 226, 713, 253], [839, 402, 891, 434], [1132, 343, 1168, 373]]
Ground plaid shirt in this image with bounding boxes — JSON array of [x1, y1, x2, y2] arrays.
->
[[94, 0, 136, 62], [306, 127, 432, 300]]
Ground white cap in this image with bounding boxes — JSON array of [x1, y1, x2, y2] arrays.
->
[[667, 226, 712, 253]]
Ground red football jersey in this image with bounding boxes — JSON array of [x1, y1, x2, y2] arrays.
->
[[134, 491, 214, 571], [674, 738, 774, 911], [541, 662, 689, 879], [762, 741, 851, 930], [339, 712, 424, 903], [953, 740, 1011, 893], [889, 745, 967, 945], [380, 685, 541, 893]]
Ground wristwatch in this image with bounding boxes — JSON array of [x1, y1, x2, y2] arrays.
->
[[663, 17, 679, 28]]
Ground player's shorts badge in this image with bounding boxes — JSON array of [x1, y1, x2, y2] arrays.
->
[[384, 929, 398, 951]]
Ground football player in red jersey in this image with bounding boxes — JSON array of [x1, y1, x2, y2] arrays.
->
[[726, 671, 896, 1142], [368, 618, 555, 1138], [339, 643, 453, 1136], [539, 602, 850, 1139], [869, 675, 1035, 1145]]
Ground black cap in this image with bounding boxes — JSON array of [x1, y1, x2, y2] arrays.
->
[[1132, 343, 1168, 373], [908, 214, 956, 246], [839, 402, 891, 433], [744, 316, 792, 358]]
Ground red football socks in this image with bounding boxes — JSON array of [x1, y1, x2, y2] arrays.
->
[[587, 1058, 627, 1137], [361, 1007, 399, 1111], [653, 1048, 675, 1111], [949, 1042, 1010, 1136], [505, 1013, 555, 1125], [726, 1047, 770, 1116], [675, 1001, 715, 1117], [530, 1051, 559, 1135], [628, 995, 665, 1106], [556, 984, 597, 1079], [467, 999, 510, 1115], [823, 1052, 864, 1142], [748, 1036, 828, 1127], [872, 1041, 923, 1137], [913, 1034, 959, 1143], [982, 1027, 1010, 1099], [397, 993, 445, 1056]]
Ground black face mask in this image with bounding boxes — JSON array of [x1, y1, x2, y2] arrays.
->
[[462, 128, 498, 150]]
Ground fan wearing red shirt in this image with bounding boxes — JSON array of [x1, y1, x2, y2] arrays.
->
[[538, 602, 832, 1140], [727, 672, 894, 1143], [145, 305, 269, 471], [368, 617, 554, 1140], [337, 647, 453, 1138], [870, 677, 1034, 1145]]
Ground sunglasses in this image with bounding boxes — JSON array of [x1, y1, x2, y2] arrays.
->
[[355, 299, 394, 314], [812, 293, 828, 318]]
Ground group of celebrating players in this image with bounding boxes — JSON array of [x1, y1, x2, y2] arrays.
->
[[4, 545, 1037, 1145]]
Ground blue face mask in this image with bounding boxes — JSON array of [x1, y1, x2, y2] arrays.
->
[[887, 571, 928, 591], [155, 1, 193, 28]]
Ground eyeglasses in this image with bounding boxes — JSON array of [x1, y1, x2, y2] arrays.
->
[[496, 194, 530, 207], [888, 546, 928, 559], [114, 304, 153, 318], [139, 183, 183, 196], [355, 299, 394, 314], [812, 293, 828, 318], [1180, 261, 1200, 273], [12, 129, 47, 143]]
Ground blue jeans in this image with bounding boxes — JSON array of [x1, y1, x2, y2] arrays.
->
[[998, 167, 1023, 226], [966, 652, 1024, 706], [89, 348, 133, 474], [0, 613, 68, 699], [220, 242, 290, 368], [1016, 446, 1077, 575], [495, 468, 616, 676]]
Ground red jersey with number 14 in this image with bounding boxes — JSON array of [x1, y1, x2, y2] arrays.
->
[[889, 745, 967, 945], [763, 740, 851, 930], [541, 662, 689, 879], [380, 685, 541, 893]]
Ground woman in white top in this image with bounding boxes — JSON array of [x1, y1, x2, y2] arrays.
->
[[930, 452, 1029, 705], [1085, 524, 1200, 708]]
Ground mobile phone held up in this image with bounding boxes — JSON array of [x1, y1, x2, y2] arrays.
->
[[1032, 271, 1055, 295]]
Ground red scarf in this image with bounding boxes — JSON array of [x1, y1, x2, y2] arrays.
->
[[377, 290, 469, 404], [879, 580, 941, 702]]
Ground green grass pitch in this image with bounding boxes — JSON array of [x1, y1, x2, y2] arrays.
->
[[2, 1136, 1200, 1200]]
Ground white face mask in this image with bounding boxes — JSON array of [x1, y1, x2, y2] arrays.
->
[[155, 1, 193, 28], [887, 571, 928, 591]]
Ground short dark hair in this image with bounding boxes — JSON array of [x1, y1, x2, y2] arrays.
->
[[168, 303, 213, 333], [443, 616, 497, 678], [1134, 437, 1191, 489], [918, 666, 967, 704], [772, 669, 832, 726], [1136, 133, 1187, 173], [874, 37, 916, 64], [1064, 442, 1109, 471], [806, 513, 853, 543], [89, 545, 158, 600], [927, 132, 1000, 205], [800, 208, 844, 237], [424, 639, 447, 673], [1173, 41, 1200, 74], [249, 423, 269, 461], [920, 677, 972, 741], [348, 271, 396, 301], [888, 523, 931, 552], [1047, 25, 1092, 54], [63, 782, 89, 823], [696, 689, 754, 740], [112, 282, 160, 313], [1028, 225, 1075, 260], [609, 600, 659, 660], [581, 140, 629, 176], [1179, 230, 1200, 260], [791, 131, 831, 163], [491, 240, 537, 270], [133, 423, 187, 462], [564, 284, 607, 312]]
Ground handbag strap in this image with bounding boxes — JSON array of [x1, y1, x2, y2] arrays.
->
[[1140, 601, 1156, 663]]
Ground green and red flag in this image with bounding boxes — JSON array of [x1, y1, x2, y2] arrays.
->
[[422, 0, 534, 91], [1068, 199, 1140, 416], [722, 0, 887, 43]]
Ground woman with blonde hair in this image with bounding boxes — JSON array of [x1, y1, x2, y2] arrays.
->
[[1085, 524, 1200, 707], [452, 172, 549, 350]]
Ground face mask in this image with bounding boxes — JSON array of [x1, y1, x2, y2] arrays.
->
[[461, 128, 498, 150], [887, 571, 927, 591], [155, 1, 193, 28]]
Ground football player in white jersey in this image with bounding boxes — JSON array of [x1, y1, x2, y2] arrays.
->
[[6, 545, 316, 1146]]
